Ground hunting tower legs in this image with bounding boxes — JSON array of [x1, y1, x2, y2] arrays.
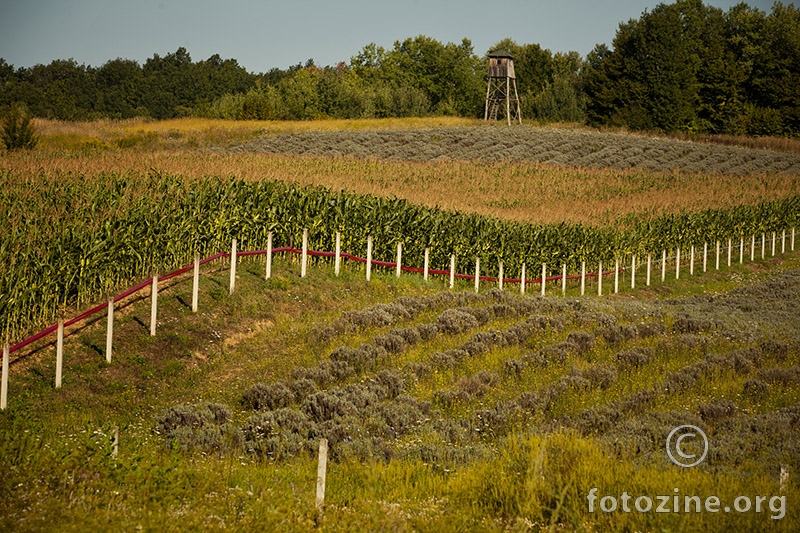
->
[[484, 50, 522, 125]]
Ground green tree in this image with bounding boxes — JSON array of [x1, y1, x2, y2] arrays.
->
[[350, 43, 387, 84], [377, 36, 483, 116], [1, 102, 38, 150], [724, 2, 767, 134], [141, 47, 196, 118], [194, 54, 255, 110], [583, 0, 799, 136], [584, 2, 699, 132], [535, 51, 586, 123], [0, 59, 18, 110], [96, 58, 145, 118], [582, 44, 617, 126], [21, 59, 97, 120], [533, 75, 585, 123], [687, 1, 748, 133], [239, 83, 283, 120], [278, 67, 321, 120], [317, 63, 373, 119], [745, 2, 800, 134]]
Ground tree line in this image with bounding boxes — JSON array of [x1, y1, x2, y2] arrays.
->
[[0, 0, 797, 136]]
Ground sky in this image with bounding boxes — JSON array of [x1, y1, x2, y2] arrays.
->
[[0, 0, 778, 73]]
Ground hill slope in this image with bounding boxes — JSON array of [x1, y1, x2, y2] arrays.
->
[[2, 252, 798, 531]]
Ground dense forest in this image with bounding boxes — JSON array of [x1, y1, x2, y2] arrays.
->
[[0, 0, 797, 136]]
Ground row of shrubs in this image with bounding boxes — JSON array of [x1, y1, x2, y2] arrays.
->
[[313, 289, 565, 342], [156, 272, 799, 472], [234, 127, 800, 177], [155, 303, 686, 457]]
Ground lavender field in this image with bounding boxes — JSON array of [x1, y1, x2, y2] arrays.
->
[[233, 125, 800, 176]]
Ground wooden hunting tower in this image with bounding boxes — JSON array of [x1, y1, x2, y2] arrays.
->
[[484, 50, 521, 125]]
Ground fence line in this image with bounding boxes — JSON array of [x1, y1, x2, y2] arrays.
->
[[0, 227, 796, 409]]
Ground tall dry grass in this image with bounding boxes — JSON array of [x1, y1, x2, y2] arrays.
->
[[31, 116, 479, 150], [672, 132, 800, 155]]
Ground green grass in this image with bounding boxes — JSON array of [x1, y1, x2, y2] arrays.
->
[[2, 251, 799, 531]]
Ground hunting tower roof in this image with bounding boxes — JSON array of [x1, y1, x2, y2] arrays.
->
[[488, 50, 515, 59]]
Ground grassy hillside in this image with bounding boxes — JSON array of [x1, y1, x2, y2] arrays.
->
[[1, 118, 799, 531], [1, 250, 798, 531]]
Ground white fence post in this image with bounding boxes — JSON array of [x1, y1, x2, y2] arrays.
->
[[498, 261, 504, 291], [424, 248, 430, 281], [301, 230, 308, 278], [449, 254, 455, 290], [266, 232, 273, 280], [56, 318, 64, 388], [703, 243, 707, 273], [715, 241, 720, 270], [761, 233, 765, 260], [631, 255, 636, 289], [690, 245, 695, 276], [727, 238, 731, 267], [150, 274, 158, 337], [541, 263, 546, 297], [782, 229, 786, 254], [562, 263, 567, 295], [614, 258, 619, 294], [598, 260, 603, 296], [474, 257, 480, 293], [580, 261, 585, 296], [1, 343, 9, 410], [521, 263, 527, 296], [676, 248, 681, 280], [792, 228, 796, 251], [334, 232, 340, 276], [739, 237, 743, 264], [780, 465, 789, 494], [106, 298, 113, 364], [751, 235, 755, 261], [661, 250, 666, 282], [316, 438, 328, 510], [229, 239, 238, 293], [112, 426, 119, 459], [192, 252, 200, 312], [772, 231, 776, 256], [366, 236, 373, 282], [396, 242, 403, 278], [646, 253, 652, 287]]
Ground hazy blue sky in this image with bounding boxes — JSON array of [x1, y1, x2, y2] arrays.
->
[[0, 0, 777, 73]]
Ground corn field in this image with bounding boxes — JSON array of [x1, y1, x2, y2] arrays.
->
[[0, 169, 798, 343]]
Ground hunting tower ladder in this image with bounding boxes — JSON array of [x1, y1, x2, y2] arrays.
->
[[484, 50, 522, 125]]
